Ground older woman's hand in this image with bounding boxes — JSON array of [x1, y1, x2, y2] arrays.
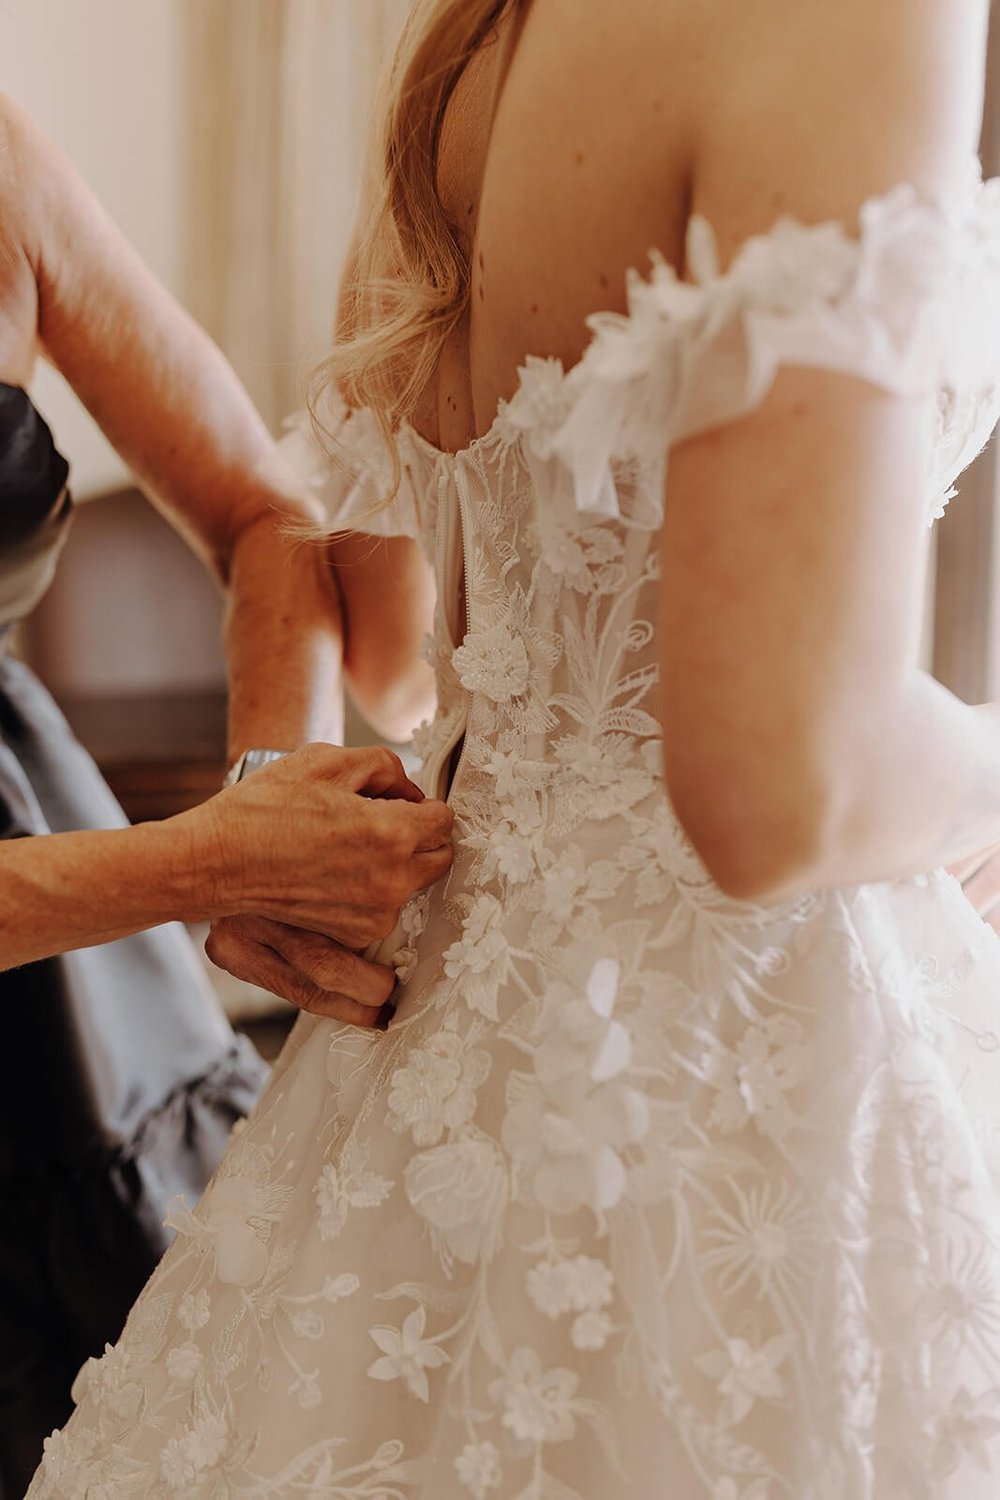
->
[[0, 742, 452, 975], [186, 741, 454, 941], [204, 915, 398, 1028]]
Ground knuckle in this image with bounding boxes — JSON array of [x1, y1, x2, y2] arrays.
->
[[375, 811, 409, 858], [373, 966, 396, 1004], [296, 742, 330, 777], [368, 907, 398, 942], [333, 913, 365, 949], [394, 808, 420, 853], [375, 745, 401, 775], [204, 927, 234, 969], [287, 976, 320, 1013], [389, 871, 416, 906], [282, 926, 318, 964], [313, 953, 348, 991]]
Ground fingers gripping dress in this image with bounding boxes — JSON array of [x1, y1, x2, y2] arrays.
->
[[30, 176, 1000, 1500]]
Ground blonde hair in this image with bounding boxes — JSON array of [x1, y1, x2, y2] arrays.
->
[[310, 0, 516, 478]]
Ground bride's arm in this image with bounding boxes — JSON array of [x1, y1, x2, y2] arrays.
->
[[659, 0, 1000, 900], [314, 240, 438, 744]]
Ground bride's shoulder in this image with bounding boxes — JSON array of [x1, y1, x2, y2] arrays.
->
[[682, 0, 989, 259], [517, 0, 987, 174]]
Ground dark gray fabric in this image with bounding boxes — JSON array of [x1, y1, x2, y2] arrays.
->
[[0, 387, 269, 1497], [0, 384, 73, 630]]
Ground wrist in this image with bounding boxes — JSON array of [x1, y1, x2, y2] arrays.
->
[[166, 800, 245, 923]]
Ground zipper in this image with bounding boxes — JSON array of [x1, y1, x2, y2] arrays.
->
[[421, 463, 473, 804], [367, 463, 472, 969]]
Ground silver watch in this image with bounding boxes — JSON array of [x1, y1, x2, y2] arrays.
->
[[223, 748, 290, 788]]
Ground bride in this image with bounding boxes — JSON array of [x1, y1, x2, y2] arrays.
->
[[30, 0, 1000, 1495]]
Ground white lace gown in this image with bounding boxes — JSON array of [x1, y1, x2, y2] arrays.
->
[[29, 177, 1000, 1500]]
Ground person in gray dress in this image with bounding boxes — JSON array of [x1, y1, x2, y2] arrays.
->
[[0, 95, 450, 1495]]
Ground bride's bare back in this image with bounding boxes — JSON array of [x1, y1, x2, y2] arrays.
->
[[429, 0, 984, 455], [421, 0, 1000, 902]]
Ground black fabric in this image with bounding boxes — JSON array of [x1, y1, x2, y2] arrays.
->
[[0, 391, 269, 1497], [0, 1045, 263, 1499], [0, 384, 70, 551]]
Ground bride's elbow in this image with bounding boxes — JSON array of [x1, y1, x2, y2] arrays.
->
[[666, 755, 839, 903], [348, 661, 437, 747]]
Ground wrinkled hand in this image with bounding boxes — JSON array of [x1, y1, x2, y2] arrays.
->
[[948, 845, 1000, 935], [185, 743, 454, 944], [205, 915, 397, 1028]]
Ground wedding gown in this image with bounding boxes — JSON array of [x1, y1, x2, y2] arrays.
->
[[29, 173, 1000, 1500]]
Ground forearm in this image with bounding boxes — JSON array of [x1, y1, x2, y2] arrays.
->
[[713, 674, 1000, 900], [6, 100, 346, 755], [224, 509, 345, 760], [38, 233, 285, 571], [0, 818, 227, 971], [4, 95, 303, 571], [825, 676, 1000, 886], [327, 531, 437, 743]]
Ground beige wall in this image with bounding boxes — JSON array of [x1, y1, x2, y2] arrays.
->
[[4, 1, 403, 701], [3, 0, 408, 488], [2, 0, 184, 499], [181, 0, 409, 429]]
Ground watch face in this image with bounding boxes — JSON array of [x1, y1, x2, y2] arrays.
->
[[246, 749, 288, 774], [224, 749, 290, 788], [243, 749, 290, 780]]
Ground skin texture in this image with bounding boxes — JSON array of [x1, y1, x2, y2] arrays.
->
[[0, 97, 452, 1017], [414, 0, 1000, 903]]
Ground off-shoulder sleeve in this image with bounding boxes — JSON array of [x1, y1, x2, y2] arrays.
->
[[500, 174, 1000, 525], [274, 388, 427, 540]]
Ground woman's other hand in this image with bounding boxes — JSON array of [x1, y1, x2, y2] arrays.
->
[[204, 915, 398, 1029]]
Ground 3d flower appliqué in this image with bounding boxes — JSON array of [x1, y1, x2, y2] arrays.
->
[[367, 1306, 450, 1403], [501, 959, 649, 1214], [452, 621, 530, 703], [454, 1439, 502, 1498], [487, 1347, 580, 1450], [443, 894, 512, 1019], [704, 1015, 811, 1142], [387, 1029, 491, 1146], [696, 1334, 795, 1428], [314, 1142, 394, 1242], [404, 1136, 509, 1266]]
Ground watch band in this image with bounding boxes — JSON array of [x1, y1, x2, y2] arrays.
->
[[223, 747, 291, 789]]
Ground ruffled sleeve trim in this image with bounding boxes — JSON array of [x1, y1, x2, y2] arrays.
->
[[273, 173, 1000, 534], [499, 171, 1000, 525], [274, 388, 428, 540]]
